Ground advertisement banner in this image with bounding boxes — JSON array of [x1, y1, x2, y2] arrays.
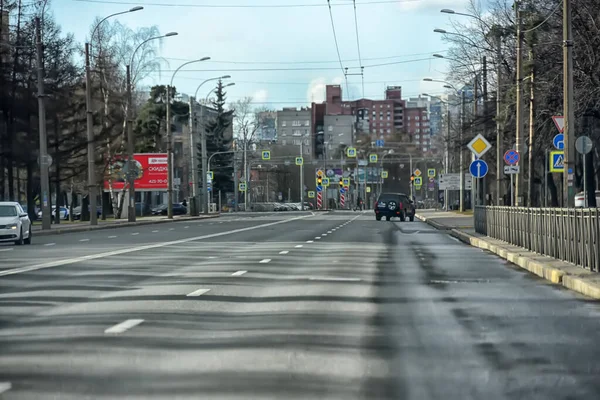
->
[[355, 167, 383, 184], [104, 153, 168, 191]]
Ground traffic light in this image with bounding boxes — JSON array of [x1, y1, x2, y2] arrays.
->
[[317, 177, 323, 185], [339, 178, 343, 187], [410, 174, 415, 183]]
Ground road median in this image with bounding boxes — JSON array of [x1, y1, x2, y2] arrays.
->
[[416, 211, 600, 300], [32, 214, 220, 237]]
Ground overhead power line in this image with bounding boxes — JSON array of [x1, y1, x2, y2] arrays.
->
[[326, 0, 350, 96], [73, 0, 420, 8], [352, 0, 365, 98]]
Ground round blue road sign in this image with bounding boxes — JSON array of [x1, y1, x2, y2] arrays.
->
[[503, 149, 520, 165], [553, 134, 564, 150], [470, 159, 488, 178]]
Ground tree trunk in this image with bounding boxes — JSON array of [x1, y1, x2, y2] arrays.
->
[[548, 174, 559, 207], [54, 115, 61, 224], [26, 162, 35, 220]]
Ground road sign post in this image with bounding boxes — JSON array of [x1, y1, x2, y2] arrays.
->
[[576, 136, 594, 207]]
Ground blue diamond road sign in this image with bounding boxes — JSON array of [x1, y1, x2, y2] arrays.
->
[[340, 188, 346, 194], [553, 134, 564, 150], [470, 159, 489, 178], [316, 185, 323, 192]]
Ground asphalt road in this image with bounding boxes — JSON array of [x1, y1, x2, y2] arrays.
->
[[1, 211, 600, 399]]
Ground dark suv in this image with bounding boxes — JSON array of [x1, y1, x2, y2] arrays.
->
[[374, 193, 415, 222]]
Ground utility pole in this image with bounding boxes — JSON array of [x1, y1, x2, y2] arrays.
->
[[482, 55, 488, 206], [166, 86, 174, 218], [36, 17, 51, 230], [494, 29, 503, 206], [200, 104, 208, 215], [233, 149, 239, 212], [527, 48, 535, 207], [515, 0, 525, 206], [84, 42, 97, 225], [243, 138, 247, 211], [299, 141, 304, 210], [459, 89, 466, 212], [563, 0, 575, 207], [125, 65, 135, 222], [445, 110, 451, 210], [189, 96, 199, 215]]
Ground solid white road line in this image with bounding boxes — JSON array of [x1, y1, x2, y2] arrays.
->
[[0, 382, 11, 394], [104, 319, 144, 334], [308, 277, 361, 282], [295, 245, 303, 248], [259, 259, 272, 263], [231, 270, 247, 276], [279, 251, 289, 255], [79, 239, 90, 242], [187, 288, 211, 297], [0, 214, 311, 277]]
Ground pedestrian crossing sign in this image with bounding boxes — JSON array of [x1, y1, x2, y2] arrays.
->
[[342, 178, 350, 186], [239, 183, 246, 191], [414, 177, 423, 186], [322, 177, 330, 186], [550, 151, 564, 173], [381, 171, 388, 179], [308, 191, 315, 198], [295, 157, 303, 166], [261, 150, 271, 160]]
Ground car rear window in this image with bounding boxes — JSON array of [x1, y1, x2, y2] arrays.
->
[[377, 194, 400, 203]]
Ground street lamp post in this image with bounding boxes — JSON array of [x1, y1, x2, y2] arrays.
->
[[85, 6, 143, 225], [202, 82, 235, 215], [126, 32, 177, 222], [191, 76, 231, 214], [166, 57, 211, 219]]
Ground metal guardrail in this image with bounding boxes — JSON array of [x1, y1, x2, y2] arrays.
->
[[475, 206, 600, 272]]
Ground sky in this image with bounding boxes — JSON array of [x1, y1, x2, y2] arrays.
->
[[51, 0, 475, 109]]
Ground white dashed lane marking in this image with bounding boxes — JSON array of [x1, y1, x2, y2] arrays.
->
[[279, 251, 289, 254], [0, 382, 11, 394], [259, 259, 272, 264], [306, 240, 314, 243], [131, 233, 139, 236], [105, 319, 144, 334], [231, 270, 247, 276], [295, 245, 303, 248], [187, 289, 211, 297], [315, 237, 321, 240], [79, 239, 90, 242], [152, 230, 159, 233], [44, 243, 55, 247]]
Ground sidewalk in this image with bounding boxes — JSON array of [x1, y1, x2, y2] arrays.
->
[[31, 214, 219, 237], [415, 210, 600, 300]]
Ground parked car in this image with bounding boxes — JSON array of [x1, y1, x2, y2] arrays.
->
[[374, 192, 415, 222], [0, 201, 32, 245], [151, 203, 187, 216], [37, 206, 69, 221], [574, 190, 600, 207], [72, 205, 102, 220]]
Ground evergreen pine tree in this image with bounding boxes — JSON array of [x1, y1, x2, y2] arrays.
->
[[199, 80, 234, 195]]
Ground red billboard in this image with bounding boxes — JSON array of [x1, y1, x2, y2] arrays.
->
[[104, 153, 168, 191]]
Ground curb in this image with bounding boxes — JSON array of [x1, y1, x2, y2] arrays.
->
[[32, 214, 220, 237], [416, 213, 600, 300]]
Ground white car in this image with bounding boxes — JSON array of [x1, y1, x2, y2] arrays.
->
[[574, 191, 600, 207], [0, 202, 32, 245]]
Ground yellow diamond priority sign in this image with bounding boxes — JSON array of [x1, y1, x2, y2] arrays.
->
[[467, 133, 492, 158]]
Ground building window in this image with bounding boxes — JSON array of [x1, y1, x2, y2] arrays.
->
[[415, 134, 420, 139], [305, 129, 309, 135], [416, 122, 421, 127], [292, 120, 301, 127], [304, 147, 310, 155], [282, 121, 287, 127], [387, 116, 390, 121], [387, 104, 390, 108], [304, 139, 310, 145], [416, 129, 420, 133], [387, 129, 391, 133], [293, 139, 301, 145], [282, 139, 287, 145], [304, 120, 310, 126], [293, 130, 302, 136], [416, 116, 420, 120], [407, 116, 411, 121]]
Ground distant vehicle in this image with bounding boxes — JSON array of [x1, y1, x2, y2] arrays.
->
[[374, 192, 415, 222], [574, 191, 600, 207], [72, 205, 102, 220], [0, 201, 32, 245]]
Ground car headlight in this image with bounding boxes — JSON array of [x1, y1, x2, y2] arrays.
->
[[6, 224, 17, 230]]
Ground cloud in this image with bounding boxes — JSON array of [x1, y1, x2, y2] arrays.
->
[[307, 78, 327, 103], [253, 89, 269, 104]]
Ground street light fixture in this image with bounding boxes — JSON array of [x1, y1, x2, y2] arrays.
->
[[125, 31, 177, 222], [84, 6, 143, 227], [166, 57, 211, 219]]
